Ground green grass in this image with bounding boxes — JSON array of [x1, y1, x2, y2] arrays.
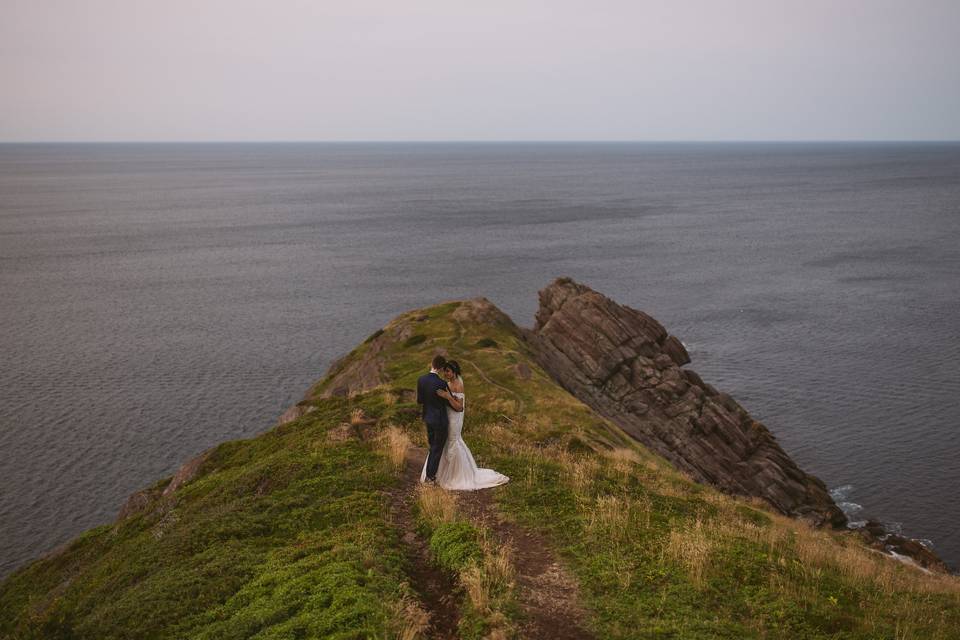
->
[[413, 485, 519, 640], [428, 522, 483, 573], [403, 334, 427, 347], [3, 298, 959, 640], [0, 405, 412, 640], [358, 299, 960, 638]]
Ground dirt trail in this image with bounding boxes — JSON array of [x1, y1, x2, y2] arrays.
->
[[397, 446, 594, 640], [387, 449, 462, 639]]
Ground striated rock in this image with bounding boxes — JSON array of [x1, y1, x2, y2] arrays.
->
[[118, 454, 212, 522], [275, 402, 315, 427], [529, 277, 846, 528], [319, 335, 390, 398], [162, 449, 213, 497], [116, 488, 154, 521], [116, 451, 212, 522]]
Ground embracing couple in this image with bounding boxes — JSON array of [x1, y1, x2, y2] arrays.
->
[[416, 355, 510, 490]]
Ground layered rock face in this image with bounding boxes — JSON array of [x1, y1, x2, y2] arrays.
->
[[529, 277, 846, 528]]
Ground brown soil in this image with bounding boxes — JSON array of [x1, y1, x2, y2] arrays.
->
[[387, 449, 462, 639], [396, 446, 594, 639]]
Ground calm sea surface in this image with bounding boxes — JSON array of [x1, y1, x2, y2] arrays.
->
[[2, 142, 958, 577]]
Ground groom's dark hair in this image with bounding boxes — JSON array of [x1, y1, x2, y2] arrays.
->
[[432, 355, 447, 370]]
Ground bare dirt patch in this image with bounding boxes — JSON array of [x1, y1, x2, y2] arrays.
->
[[400, 446, 594, 639]]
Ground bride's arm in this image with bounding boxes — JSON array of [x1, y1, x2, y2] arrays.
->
[[437, 388, 464, 412]]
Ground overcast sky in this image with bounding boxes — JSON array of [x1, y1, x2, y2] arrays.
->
[[2, 0, 958, 142]]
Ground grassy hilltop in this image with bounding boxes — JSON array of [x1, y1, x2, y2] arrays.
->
[[1, 298, 958, 639]]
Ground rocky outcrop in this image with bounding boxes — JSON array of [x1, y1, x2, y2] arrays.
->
[[317, 334, 390, 398], [162, 449, 214, 497], [529, 277, 846, 528], [116, 488, 155, 521], [856, 521, 949, 573], [116, 448, 214, 522], [450, 297, 516, 328], [275, 402, 316, 427]]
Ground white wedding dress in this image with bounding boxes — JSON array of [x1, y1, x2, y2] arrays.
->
[[420, 389, 510, 490]]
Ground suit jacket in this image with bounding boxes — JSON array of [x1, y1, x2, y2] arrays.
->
[[417, 371, 450, 426]]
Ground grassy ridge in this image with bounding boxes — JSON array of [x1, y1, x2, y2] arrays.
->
[[351, 300, 960, 638], [0, 401, 416, 639], [2, 298, 959, 639]]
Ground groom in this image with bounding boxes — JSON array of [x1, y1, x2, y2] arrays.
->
[[417, 354, 451, 484]]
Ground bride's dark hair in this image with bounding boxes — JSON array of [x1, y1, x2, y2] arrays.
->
[[444, 360, 462, 378]]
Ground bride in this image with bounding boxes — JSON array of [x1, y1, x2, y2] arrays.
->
[[419, 360, 510, 490]]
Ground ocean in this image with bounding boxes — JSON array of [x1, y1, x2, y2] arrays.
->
[[1, 142, 958, 577]]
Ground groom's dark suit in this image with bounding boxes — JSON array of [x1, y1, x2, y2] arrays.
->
[[417, 370, 450, 481]]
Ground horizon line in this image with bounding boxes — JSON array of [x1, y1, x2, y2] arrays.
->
[[2, 138, 960, 145]]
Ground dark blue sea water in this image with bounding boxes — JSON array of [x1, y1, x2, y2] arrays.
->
[[1, 142, 958, 577]]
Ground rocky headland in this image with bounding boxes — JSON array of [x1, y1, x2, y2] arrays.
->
[[315, 277, 946, 571], [529, 278, 845, 528], [527, 279, 947, 571], [2, 278, 955, 640]]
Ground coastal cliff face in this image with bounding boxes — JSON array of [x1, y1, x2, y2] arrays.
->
[[528, 278, 846, 528]]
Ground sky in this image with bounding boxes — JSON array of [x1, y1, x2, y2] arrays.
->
[[2, 0, 958, 142]]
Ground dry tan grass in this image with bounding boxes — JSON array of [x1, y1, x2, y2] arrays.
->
[[323, 422, 354, 444], [503, 443, 549, 488], [379, 425, 412, 473], [693, 510, 960, 600], [485, 422, 512, 442], [416, 483, 458, 528], [349, 407, 366, 425], [700, 488, 734, 509], [602, 447, 644, 465], [499, 407, 960, 632], [701, 516, 760, 542], [643, 459, 663, 474], [486, 397, 517, 414], [664, 518, 714, 588], [515, 409, 960, 605], [389, 592, 430, 640], [459, 528, 516, 638], [486, 406, 960, 612], [650, 476, 694, 499], [462, 537, 515, 612], [569, 457, 600, 495], [589, 446, 697, 498], [610, 458, 634, 480], [501, 416, 960, 640], [587, 495, 630, 536], [751, 511, 960, 599]]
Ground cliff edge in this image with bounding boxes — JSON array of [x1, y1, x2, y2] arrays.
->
[[529, 277, 846, 528]]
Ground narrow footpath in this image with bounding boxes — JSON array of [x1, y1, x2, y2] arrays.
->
[[390, 446, 594, 639]]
